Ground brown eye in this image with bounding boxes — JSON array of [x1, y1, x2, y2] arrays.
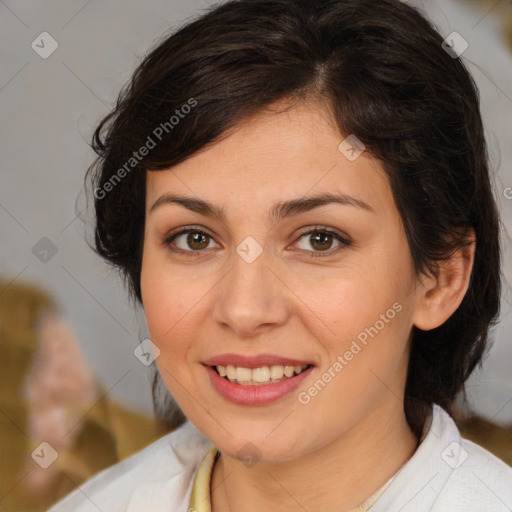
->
[[185, 232, 210, 250], [294, 228, 351, 256], [164, 228, 218, 253], [309, 232, 334, 251]]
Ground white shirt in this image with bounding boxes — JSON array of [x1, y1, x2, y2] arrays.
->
[[48, 404, 512, 511]]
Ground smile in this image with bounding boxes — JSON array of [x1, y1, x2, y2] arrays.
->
[[203, 356, 315, 405], [214, 364, 310, 385]]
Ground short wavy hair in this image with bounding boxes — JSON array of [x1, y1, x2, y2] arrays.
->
[[86, 0, 502, 435]]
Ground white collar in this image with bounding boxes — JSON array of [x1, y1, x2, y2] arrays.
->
[[54, 404, 511, 512]]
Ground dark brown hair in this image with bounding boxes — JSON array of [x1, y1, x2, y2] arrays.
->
[[86, 0, 502, 435]]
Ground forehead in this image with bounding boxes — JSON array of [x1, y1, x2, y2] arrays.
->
[[145, 102, 392, 217]]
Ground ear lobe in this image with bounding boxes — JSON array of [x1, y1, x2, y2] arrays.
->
[[413, 229, 476, 331]]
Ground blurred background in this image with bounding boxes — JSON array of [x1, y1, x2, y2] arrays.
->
[[1, 0, 511, 510]]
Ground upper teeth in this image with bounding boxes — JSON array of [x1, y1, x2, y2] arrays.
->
[[216, 364, 308, 385]]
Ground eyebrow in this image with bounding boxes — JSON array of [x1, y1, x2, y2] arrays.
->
[[149, 192, 374, 222]]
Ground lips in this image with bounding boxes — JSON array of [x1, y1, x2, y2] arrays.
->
[[202, 353, 314, 368], [204, 363, 314, 405]]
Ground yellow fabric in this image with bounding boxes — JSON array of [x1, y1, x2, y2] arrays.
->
[[0, 280, 162, 512], [189, 444, 219, 511], [350, 479, 391, 512], [188, 445, 390, 512]]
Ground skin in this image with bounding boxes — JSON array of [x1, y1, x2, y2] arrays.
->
[[140, 99, 475, 512]]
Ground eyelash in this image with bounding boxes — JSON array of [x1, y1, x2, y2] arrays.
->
[[162, 225, 351, 258]]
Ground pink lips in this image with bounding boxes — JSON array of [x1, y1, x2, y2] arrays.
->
[[203, 353, 313, 369], [202, 353, 315, 406]]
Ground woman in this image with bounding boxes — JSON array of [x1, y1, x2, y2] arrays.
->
[[49, 0, 512, 510]]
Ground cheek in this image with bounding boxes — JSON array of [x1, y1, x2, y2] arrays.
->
[[140, 247, 218, 382], [141, 273, 197, 401], [141, 250, 191, 357], [287, 260, 404, 344], [288, 246, 414, 386], [142, 280, 198, 356], [297, 285, 411, 434], [141, 241, 193, 329]]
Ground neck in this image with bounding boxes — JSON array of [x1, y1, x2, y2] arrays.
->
[[211, 398, 419, 512]]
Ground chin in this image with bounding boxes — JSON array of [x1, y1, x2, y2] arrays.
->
[[207, 420, 311, 464]]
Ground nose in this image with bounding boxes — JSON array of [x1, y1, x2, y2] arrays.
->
[[212, 246, 291, 338]]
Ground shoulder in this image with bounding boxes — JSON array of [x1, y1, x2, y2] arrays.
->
[[373, 404, 512, 512], [432, 405, 512, 511], [47, 420, 211, 512], [437, 434, 512, 511]]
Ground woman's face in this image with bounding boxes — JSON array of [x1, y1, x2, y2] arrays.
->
[[141, 100, 424, 463]]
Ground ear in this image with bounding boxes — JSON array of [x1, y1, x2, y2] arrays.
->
[[412, 229, 476, 331]]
